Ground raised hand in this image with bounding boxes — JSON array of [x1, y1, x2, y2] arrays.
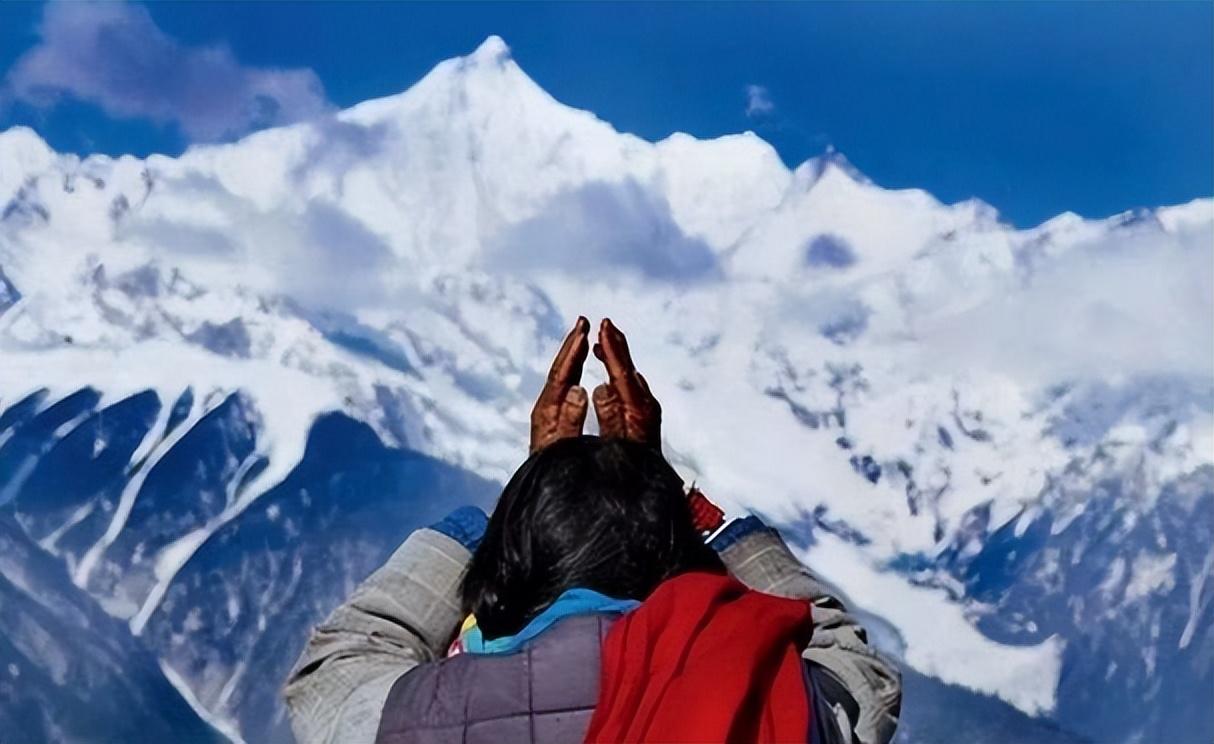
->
[[591, 318, 661, 449], [530, 316, 590, 453]]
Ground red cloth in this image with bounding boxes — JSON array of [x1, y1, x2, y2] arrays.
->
[[687, 487, 726, 534], [585, 571, 814, 744]]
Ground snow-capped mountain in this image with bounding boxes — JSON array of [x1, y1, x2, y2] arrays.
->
[[1, 36, 1210, 743]]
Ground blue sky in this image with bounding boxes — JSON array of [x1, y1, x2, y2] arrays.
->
[[0, 1, 1210, 227]]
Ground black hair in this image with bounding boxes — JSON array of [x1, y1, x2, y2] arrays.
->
[[460, 435, 723, 639]]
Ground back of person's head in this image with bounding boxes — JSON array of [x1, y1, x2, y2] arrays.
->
[[461, 435, 723, 639]]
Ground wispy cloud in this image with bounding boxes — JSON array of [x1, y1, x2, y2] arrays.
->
[[911, 218, 1214, 384], [744, 84, 775, 118], [486, 179, 721, 283], [3, 1, 330, 141]]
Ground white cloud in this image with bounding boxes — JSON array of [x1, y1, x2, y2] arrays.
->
[[3, 1, 330, 141], [745, 84, 775, 118], [122, 181, 396, 313], [911, 221, 1214, 385]]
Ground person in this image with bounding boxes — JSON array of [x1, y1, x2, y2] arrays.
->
[[284, 317, 901, 744]]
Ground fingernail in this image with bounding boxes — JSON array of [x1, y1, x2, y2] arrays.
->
[[575, 316, 589, 331]]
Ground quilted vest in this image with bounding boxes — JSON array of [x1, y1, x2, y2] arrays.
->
[[375, 614, 616, 744]]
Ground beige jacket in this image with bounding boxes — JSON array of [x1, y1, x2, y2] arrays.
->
[[284, 522, 901, 744]]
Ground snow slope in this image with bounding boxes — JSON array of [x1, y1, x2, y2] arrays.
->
[[1, 36, 1211, 743], [0, 514, 224, 743]]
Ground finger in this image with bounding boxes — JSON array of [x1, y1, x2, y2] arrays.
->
[[603, 322, 652, 414], [531, 386, 587, 452], [557, 385, 589, 438], [592, 383, 625, 437], [598, 318, 636, 384], [634, 372, 660, 412], [634, 371, 650, 393], [548, 316, 590, 386], [536, 317, 589, 418], [592, 383, 616, 409], [599, 319, 651, 414]]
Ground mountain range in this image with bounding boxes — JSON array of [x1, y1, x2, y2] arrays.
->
[[1, 36, 1210, 743]]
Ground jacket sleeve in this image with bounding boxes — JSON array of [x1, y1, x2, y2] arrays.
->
[[282, 527, 472, 744], [713, 518, 902, 744]]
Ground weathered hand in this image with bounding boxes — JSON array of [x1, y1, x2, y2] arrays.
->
[[591, 318, 661, 449], [530, 316, 590, 453]]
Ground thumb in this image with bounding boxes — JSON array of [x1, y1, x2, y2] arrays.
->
[[592, 383, 624, 437], [559, 385, 589, 435]]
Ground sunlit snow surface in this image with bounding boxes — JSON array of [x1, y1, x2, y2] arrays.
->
[[1, 36, 1211, 743]]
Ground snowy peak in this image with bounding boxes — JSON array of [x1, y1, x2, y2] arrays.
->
[[352, 33, 567, 131], [466, 34, 513, 67], [0, 126, 57, 205], [0, 125, 55, 168], [795, 146, 872, 189]]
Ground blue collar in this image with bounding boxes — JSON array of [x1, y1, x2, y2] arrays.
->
[[463, 588, 639, 655]]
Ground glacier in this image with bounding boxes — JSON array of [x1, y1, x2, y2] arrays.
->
[[0, 35, 1210, 743]]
